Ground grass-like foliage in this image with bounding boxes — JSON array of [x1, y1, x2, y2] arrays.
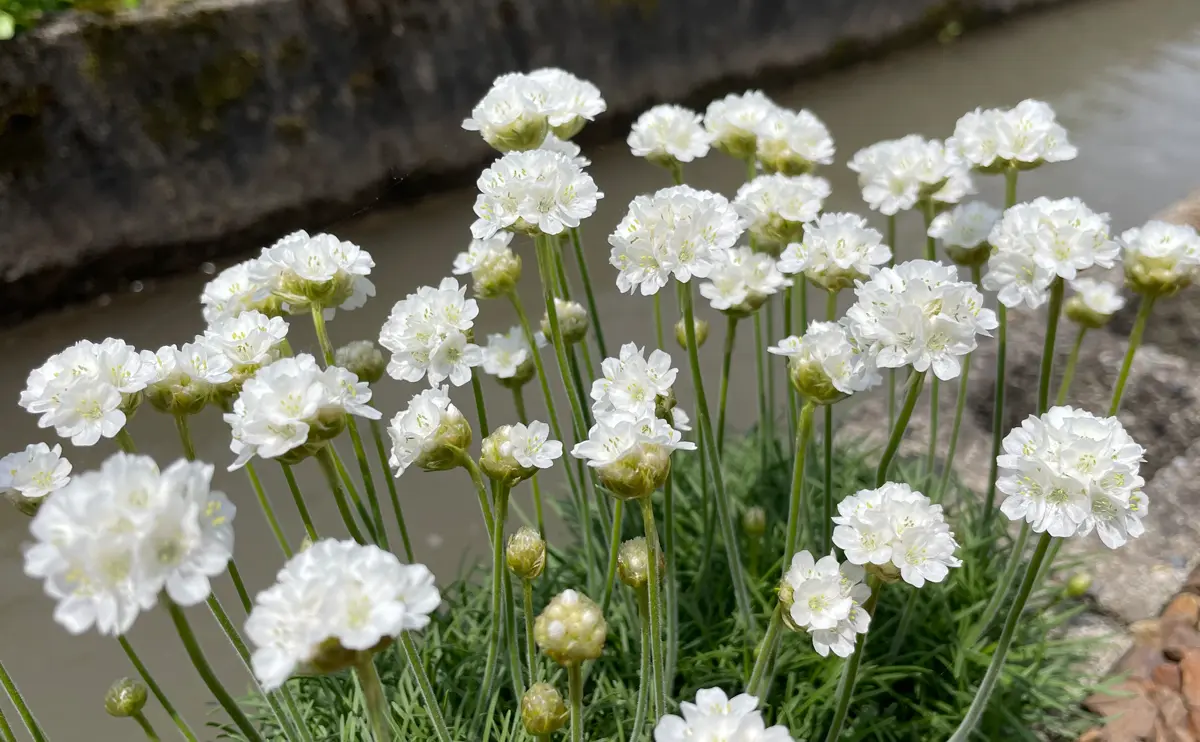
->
[[237, 432, 1100, 741]]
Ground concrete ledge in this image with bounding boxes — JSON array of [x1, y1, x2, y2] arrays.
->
[[1, 0, 1071, 319]]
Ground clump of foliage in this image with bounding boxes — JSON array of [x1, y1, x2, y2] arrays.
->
[[1, 0, 134, 39]]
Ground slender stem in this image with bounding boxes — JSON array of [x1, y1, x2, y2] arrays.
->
[[316, 448, 368, 544], [1032, 537, 1065, 591], [746, 604, 784, 697], [165, 600, 266, 742], [118, 636, 199, 742], [459, 454, 496, 539], [765, 298, 777, 454], [822, 579, 883, 742], [1056, 326, 1087, 406], [570, 227, 608, 358], [925, 376, 940, 488], [371, 420, 415, 562], [479, 480, 509, 709], [227, 560, 254, 613], [523, 581, 539, 683], [970, 524, 1030, 643], [1038, 277, 1065, 415], [947, 533, 1054, 742], [513, 387, 547, 540], [0, 660, 47, 742], [664, 468, 679, 687], [116, 427, 138, 453], [602, 500, 625, 610], [678, 282, 757, 635], [798, 281, 808, 337], [886, 214, 897, 432], [784, 285, 797, 445], [310, 304, 336, 366], [936, 351, 973, 502], [174, 415, 197, 460], [399, 634, 454, 742], [132, 712, 161, 741], [534, 235, 589, 444], [280, 462, 318, 542], [785, 402, 816, 559], [471, 370, 491, 439], [753, 311, 770, 470], [640, 496, 668, 715], [0, 705, 14, 742], [354, 657, 392, 742], [876, 371, 927, 487], [1110, 295, 1156, 416], [717, 316, 739, 455], [886, 589, 919, 662], [823, 289, 837, 552], [246, 461, 292, 558], [698, 426, 715, 569], [745, 155, 757, 182], [500, 495, 527, 701], [653, 294, 665, 349], [1004, 167, 1019, 209], [568, 664, 585, 742], [347, 419, 388, 549], [982, 305, 1008, 529], [629, 590, 651, 742], [330, 448, 378, 542]]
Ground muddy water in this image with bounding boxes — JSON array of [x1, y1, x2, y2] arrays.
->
[[3, 0, 1200, 737]]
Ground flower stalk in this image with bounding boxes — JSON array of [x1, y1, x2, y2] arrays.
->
[[568, 664, 585, 742], [1056, 326, 1087, 405], [785, 402, 816, 559], [280, 462, 319, 542], [117, 637, 200, 742], [753, 311, 770, 469], [353, 656, 392, 742], [639, 495, 668, 717], [246, 461, 293, 558], [400, 634, 454, 742], [877, 371, 927, 487], [570, 227, 609, 358], [316, 447, 369, 544], [717, 316, 739, 454], [1110, 295, 1156, 415], [822, 578, 883, 742], [0, 660, 47, 742], [1038, 277, 1065, 415], [370, 419, 415, 561]]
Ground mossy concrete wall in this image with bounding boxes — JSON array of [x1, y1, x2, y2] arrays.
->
[[0, 0, 1069, 317]]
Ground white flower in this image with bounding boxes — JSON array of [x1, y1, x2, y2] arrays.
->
[[482, 421, 563, 483], [950, 99, 1077, 171], [832, 482, 962, 587], [462, 73, 550, 151], [845, 259, 997, 381], [379, 278, 484, 387], [699, 246, 791, 314], [733, 173, 831, 249], [223, 355, 380, 470], [769, 321, 880, 402], [755, 108, 835, 175], [529, 68, 605, 138], [539, 133, 591, 168], [928, 201, 1002, 267], [777, 212, 892, 291], [19, 339, 156, 447], [200, 260, 279, 323], [146, 341, 234, 414], [482, 326, 541, 381], [628, 105, 712, 167], [983, 198, 1117, 309], [609, 186, 744, 296], [203, 311, 289, 378], [848, 136, 972, 215], [996, 406, 1146, 548], [654, 688, 794, 742], [0, 443, 71, 502], [1068, 278, 1126, 317], [471, 150, 603, 240], [704, 91, 779, 159], [245, 539, 440, 691], [250, 231, 376, 317], [24, 453, 234, 636], [782, 551, 871, 657], [589, 343, 680, 425], [1121, 220, 1200, 296], [387, 386, 471, 477], [572, 415, 694, 499]]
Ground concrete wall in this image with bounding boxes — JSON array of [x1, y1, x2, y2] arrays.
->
[[0, 0, 1067, 317]]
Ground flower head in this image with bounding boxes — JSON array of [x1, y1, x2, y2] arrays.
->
[[522, 683, 569, 735], [334, 340, 387, 385], [996, 406, 1146, 548], [755, 107, 835, 175], [848, 136, 972, 215], [245, 539, 439, 690], [471, 150, 603, 239], [699, 246, 791, 315], [1065, 278, 1126, 328], [675, 317, 710, 350], [571, 415, 693, 499], [589, 342, 681, 426], [480, 421, 562, 484], [379, 278, 483, 387], [146, 341, 234, 415], [534, 588, 606, 666], [201, 260, 281, 322], [628, 105, 712, 168], [769, 321, 879, 404], [507, 526, 547, 581], [704, 90, 778, 159], [778, 551, 871, 657], [928, 201, 1002, 267], [452, 232, 522, 299], [1121, 220, 1200, 297], [462, 73, 550, 151], [654, 688, 794, 742], [950, 99, 1077, 172], [24, 453, 234, 636], [387, 386, 471, 476], [538, 133, 591, 168], [529, 68, 605, 139], [203, 311, 290, 390], [617, 536, 664, 591], [251, 231, 375, 317], [832, 482, 962, 587], [481, 326, 543, 388], [733, 173, 831, 251], [1, 443, 70, 515], [105, 678, 148, 718], [541, 299, 590, 345], [777, 212, 891, 291]]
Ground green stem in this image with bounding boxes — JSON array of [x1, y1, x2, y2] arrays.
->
[[118, 636, 199, 742], [753, 311, 769, 470], [745, 155, 757, 182], [982, 306, 1008, 529], [0, 660, 47, 742], [399, 634, 454, 742], [785, 402, 816, 559], [353, 657, 392, 742], [500, 494, 526, 701], [678, 281, 757, 636], [822, 579, 883, 742], [947, 533, 1054, 742], [116, 427, 138, 453], [886, 214, 897, 432], [629, 590, 651, 742], [653, 293, 664, 349], [0, 705, 14, 742], [371, 420, 414, 562], [568, 664, 585, 742], [534, 234, 589, 446], [478, 481, 510, 710], [132, 712, 161, 741], [925, 377, 940, 488], [165, 600, 265, 742], [523, 581, 539, 684], [664, 468, 679, 687], [886, 589, 919, 662], [471, 369, 491, 439], [1110, 295, 1156, 416], [459, 454, 495, 539], [1056, 326, 1087, 406], [330, 448, 378, 542], [602, 500, 625, 610], [246, 461, 292, 558], [969, 523, 1030, 644], [347, 419, 388, 549], [640, 496, 668, 716], [570, 227, 608, 358], [765, 298, 777, 454], [717, 315, 739, 455], [316, 448, 368, 544], [513, 387, 547, 540], [784, 285, 797, 445], [877, 371, 927, 487], [746, 604, 784, 697], [280, 462, 318, 542], [174, 414, 196, 460], [227, 559, 254, 613], [310, 304, 336, 366], [1004, 167, 1019, 209], [1038, 277, 1065, 415], [936, 351, 973, 502], [823, 288, 838, 552]]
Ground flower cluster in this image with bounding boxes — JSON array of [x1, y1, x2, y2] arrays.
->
[[703, 90, 778, 160], [779, 551, 871, 657], [928, 201, 1002, 267], [845, 259, 997, 381], [609, 185, 744, 295], [1065, 278, 1126, 328], [778, 212, 891, 291], [984, 197, 1118, 309], [462, 72, 552, 152], [245, 539, 440, 690], [755, 107, 835, 175], [334, 340, 386, 385], [471, 150, 603, 239], [480, 421, 563, 485], [528, 68, 606, 139], [202, 310, 290, 387], [20, 338, 157, 446], [769, 321, 879, 404], [847, 136, 972, 215], [628, 105, 712, 168], [452, 232, 523, 299], [996, 406, 1146, 548], [832, 482, 962, 587], [699, 246, 791, 315], [201, 260, 280, 323], [539, 133, 591, 168], [146, 341, 233, 416], [482, 326, 543, 387], [1121, 219, 1200, 297], [534, 589, 607, 666], [379, 277, 483, 387], [950, 99, 1078, 172], [224, 354, 380, 469], [588, 342, 679, 425], [0, 442, 71, 514], [24, 454, 234, 635], [388, 386, 471, 476], [654, 688, 794, 742], [250, 230, 376, 317], [733, 173, 831, 251]]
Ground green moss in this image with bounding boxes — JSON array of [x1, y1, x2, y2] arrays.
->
[[272, 114, 307, 146], [139, 50, 261, 146], [0, 84, 50, 173]]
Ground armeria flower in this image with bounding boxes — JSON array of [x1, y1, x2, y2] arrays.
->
[[996, 406, 1146, 548], [452, 232, 523, 299], [769, 321, 880, 404], [733, 173, 831, 251], [609, 186, 744, 296], [200, 260, 281, 323], [24, 453, 234, 636], [250, 231, 376, 317], [928, 201, 1002, 267], [654, 688, 794, 742], [541, 299, 590, 345], [481, 326, 544, 389], [534, 588, 607, 666], [832, 482, 962, 587], [983, 198, 1118, 309], [539, 133, 591, 169], [847, 136, 973, 215], [529, 68, 605, 139], [627, 105, 712, 168], [589, 342, 680, 424], [704, 90, 779, 159], [572, 415, 694, 499], [203, 310, 289, 386], [471, 150, 603, 239], [777, 212, 892, 291], [1, 443, 71, 514], [845, 259, 997, 381], [19, 339, 157, 447], [379, 278, 483, 387], [224, 355, 380, 470], [146, 341, 234, 415], [387, 386, 471, 477], [755, 107, 835, 176], [1065, 278, 1126, 328], [699, 246, 792, 315], [950, 99, 1077, 172], [480, 421, 563, 484], [462, 72, 550, 152], [245, 539, 439, 691], [779, 551, 871, 657], [334, 341, 387, 385], [1121, 219, 1200, 297]]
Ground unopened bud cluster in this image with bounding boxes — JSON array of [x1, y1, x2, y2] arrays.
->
[[521, 682, 569, 735], [335, 341, 386, 384], [534, 589, 607, 666], [617, 537, 663, 591], [675, 317, 709, 350], [506, 526, 547, 581], [104, 678, 147, 718], [541, 299, 590, 345]]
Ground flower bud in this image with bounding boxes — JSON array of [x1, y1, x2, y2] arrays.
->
[[742, 506, 766, 539], [414, 408, 472, 473], [521, 682, 569, 735], [104, 678, 147, 718], [723, 290, 771, 319], [865, 562, 903, 584], [596, 443, 672, 500], [488, 115, 550, 154], [541, 300, 589, 345], [1125, 254, 1194, 298], [776, 581, 803, 633], [1064, 295, 1114, 329], [335, 341, 386, 384], [944, 243, 991, 268], [496, 356, 537, 390], [507, 526, 547, 581], [617, 537, 664, 591], [655, 390, 677, 420], [757, 147, 818, 177], [480, 425, 537, 485], [534, 588, 607, 666], [146, 382, 210, 416], [472, 249, 523, 300], [787, 357, 845, 406], [1065, 572, 1092, 599], [5, 490, 44, 517], [675, 317, 710, 350]]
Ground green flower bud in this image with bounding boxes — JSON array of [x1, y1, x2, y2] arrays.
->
[[787, 357, 845, 406], [1125, 255, 1193, 298], [5, 489, 43, 517], [487, 116, 550, 153], [742, 506, 766, 539], [1064, 295, 1114, 329], [480, 425, 537, 485], [1065, 572, 1092, 599], [521, 682, 569, 735], [617, 537, 663, 591], [104, 678, 147, 718], [552, 117, 586, 141], [675, 318, 710, 350], [472, 250, 523, 300], [534, 589, 607, 666], [507, 526, 547, 581], [596, 444, 672, 500], [541, 299, 589, 345], [866, 562, 902, 584], [335, 341, 387, 384], [776, 581, 803, 633]]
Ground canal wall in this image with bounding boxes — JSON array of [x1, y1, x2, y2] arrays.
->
[[0, 0, 1073, 318]]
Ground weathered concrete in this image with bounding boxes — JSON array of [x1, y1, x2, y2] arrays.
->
[[0, 0, 1075, 319]]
